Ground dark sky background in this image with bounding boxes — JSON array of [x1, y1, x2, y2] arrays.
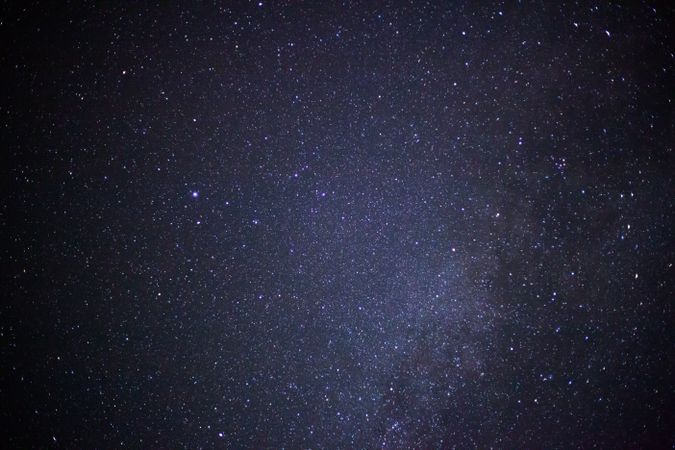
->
[[2, 1, 674, 448]]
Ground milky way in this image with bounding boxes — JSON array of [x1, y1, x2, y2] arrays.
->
[[3, 1, 674, 448]]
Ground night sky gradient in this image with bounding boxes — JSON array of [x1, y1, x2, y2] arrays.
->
[[2, 1, 674, 448]]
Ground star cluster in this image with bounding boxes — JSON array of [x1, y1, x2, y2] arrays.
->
[[2, 1, 674, 448]]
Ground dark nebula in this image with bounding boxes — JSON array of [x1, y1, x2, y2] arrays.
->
[[2, 1, 674, 448]]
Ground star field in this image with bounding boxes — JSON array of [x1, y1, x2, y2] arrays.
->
[[2, 1, 674, 448]]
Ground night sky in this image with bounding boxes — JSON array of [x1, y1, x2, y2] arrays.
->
[[2, 1, 674, 448]]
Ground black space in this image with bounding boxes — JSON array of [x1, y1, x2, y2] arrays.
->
[[2, 1, 674, 449]]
